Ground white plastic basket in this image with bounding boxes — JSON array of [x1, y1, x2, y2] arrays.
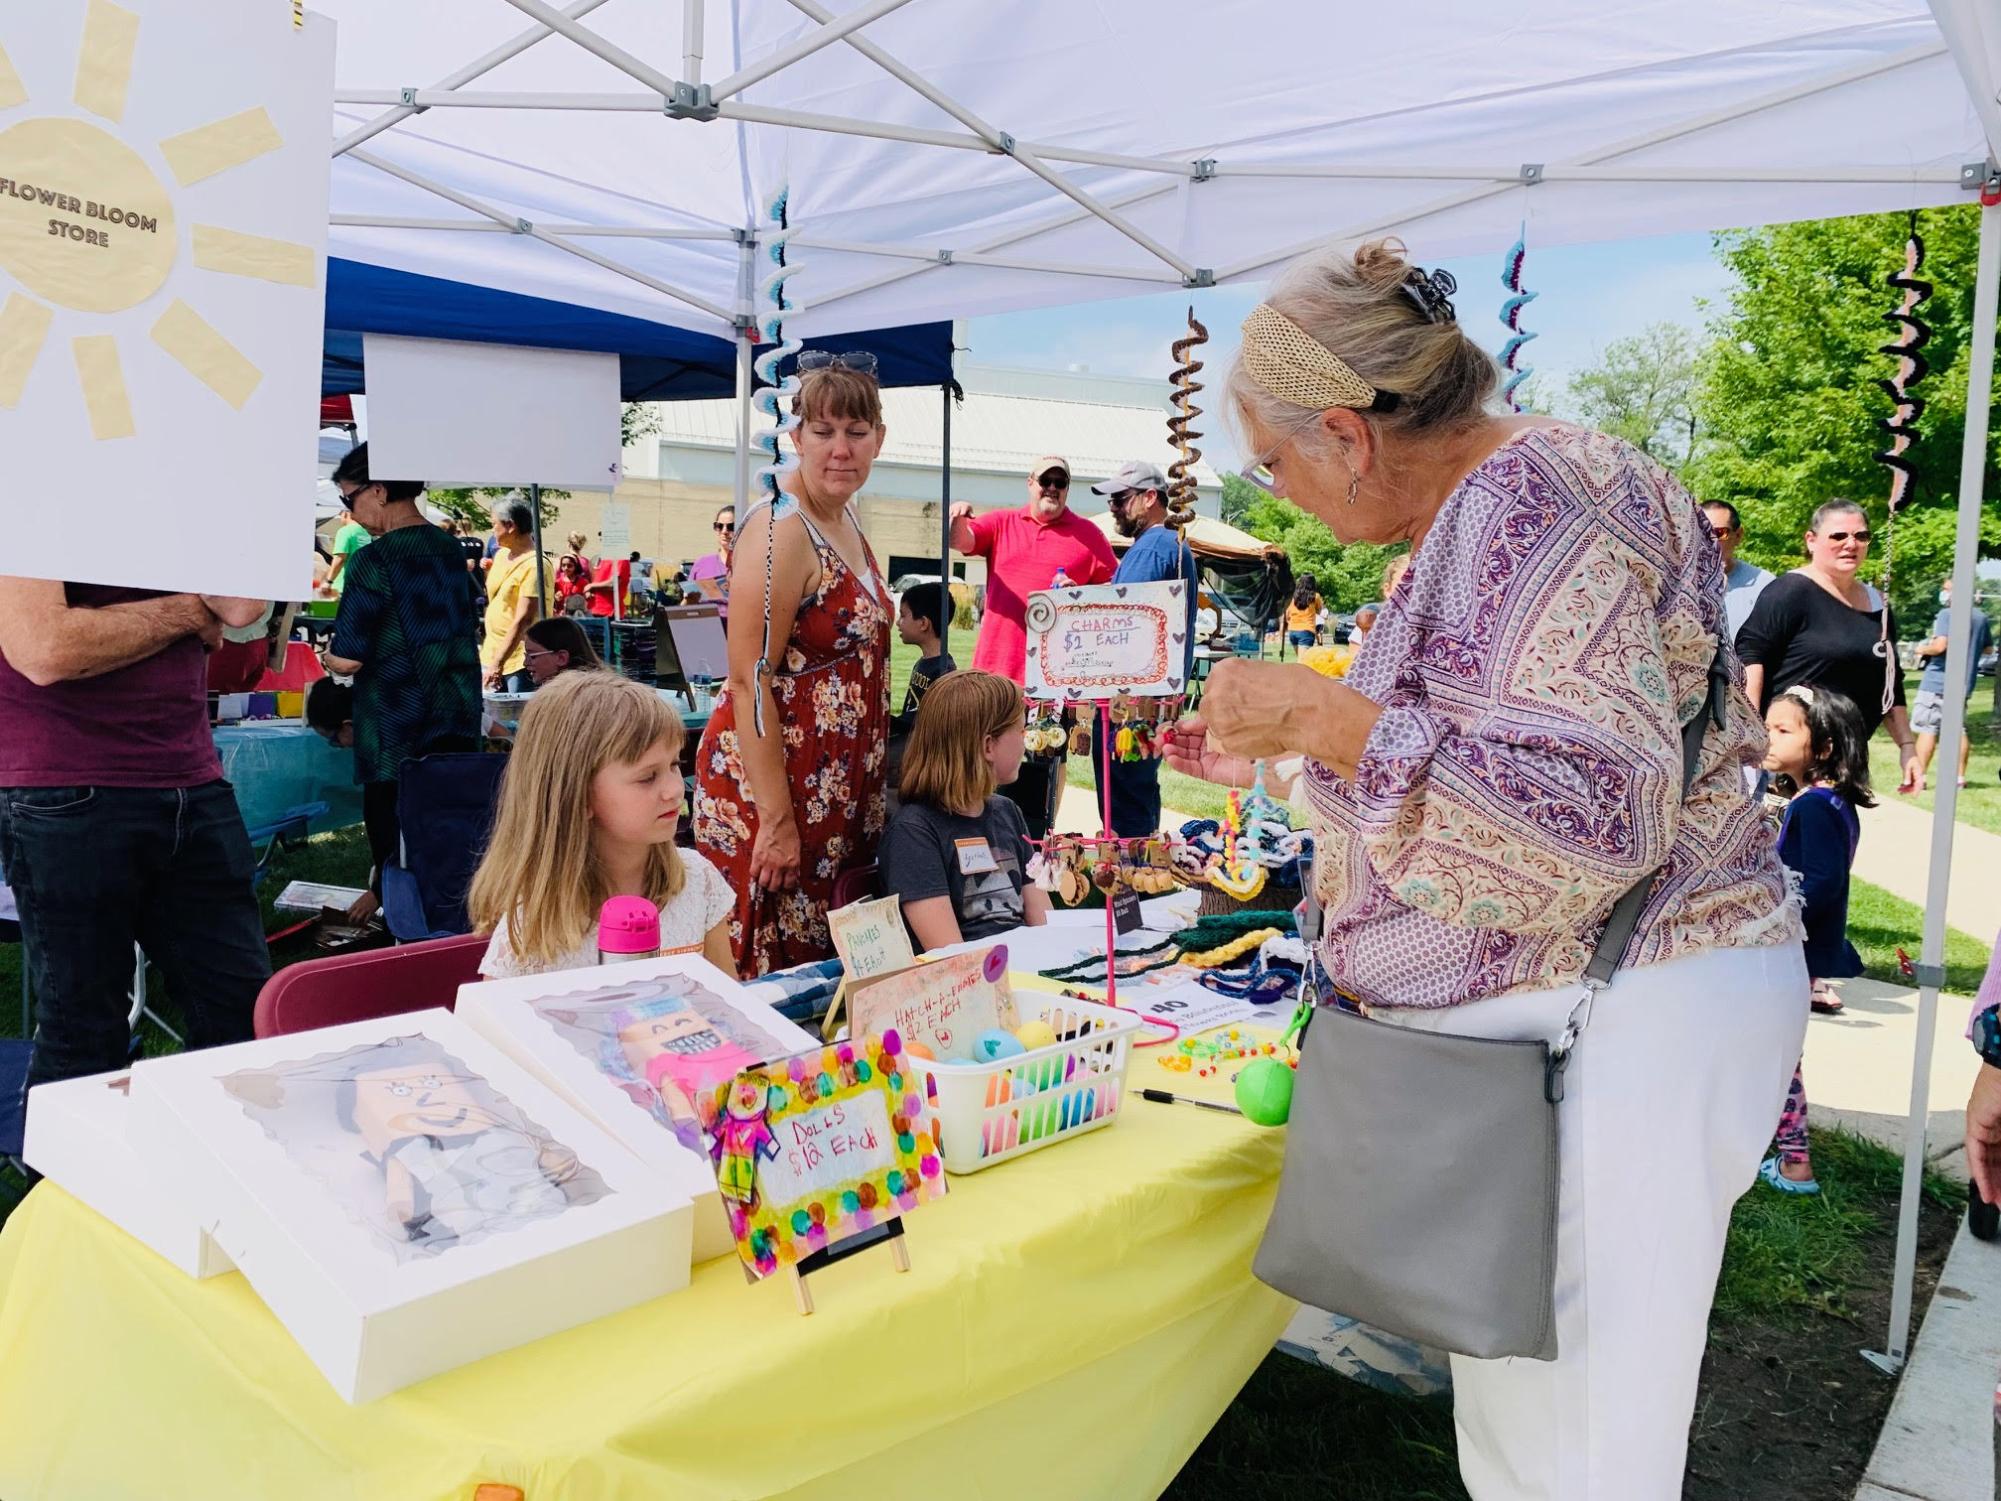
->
[[912, 994, 1142, 1174]]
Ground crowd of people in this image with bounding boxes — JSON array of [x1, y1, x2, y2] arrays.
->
[[7, 232, 2001, 1501]]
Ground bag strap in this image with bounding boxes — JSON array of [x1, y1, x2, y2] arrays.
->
[[1581, 641, 1731, 987]]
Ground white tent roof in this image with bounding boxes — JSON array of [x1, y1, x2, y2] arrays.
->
[[644, 365, 1223, 487], [318, 1, 2001, 342]]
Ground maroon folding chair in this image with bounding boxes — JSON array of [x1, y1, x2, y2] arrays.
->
[[253, 932, 488, 1038], [828, 863, 884, 910]]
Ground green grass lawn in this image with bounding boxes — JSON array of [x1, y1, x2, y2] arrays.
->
[[1868, 670, 2001, 835], [1848, 875, 1991, 993]]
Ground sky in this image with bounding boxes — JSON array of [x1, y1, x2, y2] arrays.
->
[[963, 231, 1740, 468]]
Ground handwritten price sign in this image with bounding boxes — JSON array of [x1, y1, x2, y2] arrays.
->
[[849, 945, 1016, 1060], [1024, 581, 1189, 699]]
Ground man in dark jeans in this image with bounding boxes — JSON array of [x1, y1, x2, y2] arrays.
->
[[0, 579, 271, 1097], [320, 444, 484, 923]]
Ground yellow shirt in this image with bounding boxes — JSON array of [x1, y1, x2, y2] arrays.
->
[[483, 548, 546, 675], [1285, 597, 1320, 633]]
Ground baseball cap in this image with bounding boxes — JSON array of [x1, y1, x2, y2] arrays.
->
[[1091, 460, 1170, 496], [1031, 455, 1071, 483]]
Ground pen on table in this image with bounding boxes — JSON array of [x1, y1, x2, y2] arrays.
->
[[1134, 1088, 1243, 1116]]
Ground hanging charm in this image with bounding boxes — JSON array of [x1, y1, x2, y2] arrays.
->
[[1165, 310, 1207, 534], [1498, 226, 1538, 413], [1871, 219, 1934, 715]]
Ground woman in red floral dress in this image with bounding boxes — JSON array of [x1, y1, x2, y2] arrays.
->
[[693, 362, 892, 977]]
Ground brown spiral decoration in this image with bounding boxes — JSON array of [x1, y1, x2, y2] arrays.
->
[[1166, 307, 1206, 532]]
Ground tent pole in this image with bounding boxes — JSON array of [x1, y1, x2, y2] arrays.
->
[[939, 382, 952, 660], [682, 0, 703, 84], [1872, 194, 1999, 1373], [530, 482, 548, 631], [733, 238, 754, 515]]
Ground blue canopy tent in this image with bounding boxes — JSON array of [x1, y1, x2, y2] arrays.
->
[[321, 257, 953, 400]]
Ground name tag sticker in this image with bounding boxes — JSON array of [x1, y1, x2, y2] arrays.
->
[[955, 838, 999, 875]]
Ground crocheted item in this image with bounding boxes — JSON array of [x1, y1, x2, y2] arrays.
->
[[1181, 927, 1284, 969]]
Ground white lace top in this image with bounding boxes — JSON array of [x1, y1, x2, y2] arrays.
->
[[478, 850, 737, 978]]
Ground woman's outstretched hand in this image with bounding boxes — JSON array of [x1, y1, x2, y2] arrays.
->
[[1163, 715, 1257, 789]]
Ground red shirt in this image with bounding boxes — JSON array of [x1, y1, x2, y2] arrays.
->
[[964, 505, 1117, 680], [587, 558, 631, 618], [0, 585, 220, 788]]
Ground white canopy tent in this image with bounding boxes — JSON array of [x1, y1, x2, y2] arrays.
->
[[312, 0, 2001, 1368]]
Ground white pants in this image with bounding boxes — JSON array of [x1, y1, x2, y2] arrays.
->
[[1381, 942, 1808, 1501]]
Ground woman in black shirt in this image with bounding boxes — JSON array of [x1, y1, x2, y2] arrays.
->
[[1736, 499, 1921, 791]]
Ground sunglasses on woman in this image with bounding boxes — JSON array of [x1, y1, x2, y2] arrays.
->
[[797, 349, 878, 375], [1818, 529, 1872, 544]]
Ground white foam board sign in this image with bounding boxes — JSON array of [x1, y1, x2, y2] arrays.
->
[[0, 0, 333, 597], [363, 334, 622, 490], [24, 1065, 232, 1278]]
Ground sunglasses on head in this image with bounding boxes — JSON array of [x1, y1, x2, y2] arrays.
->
[[797, 349, 879, 376], [1820, 529, 1872, 543]]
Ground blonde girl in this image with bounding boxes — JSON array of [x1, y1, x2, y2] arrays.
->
[[879, 670, 1050, 952], [470, 672, 736, 978]]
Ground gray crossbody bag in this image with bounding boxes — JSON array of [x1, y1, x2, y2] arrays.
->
[[1251, 645, 1729, 1361]]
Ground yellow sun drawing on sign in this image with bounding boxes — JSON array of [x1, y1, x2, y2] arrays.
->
[[0, 0, 315, 439]]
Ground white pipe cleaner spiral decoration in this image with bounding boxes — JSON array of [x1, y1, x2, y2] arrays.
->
[[748, 181, 803, 736], [1499, 225, 1538, 412]]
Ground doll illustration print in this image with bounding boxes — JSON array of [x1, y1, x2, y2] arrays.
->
[[534, 973, 792, 1152], [225, 1034, 609, 1265]]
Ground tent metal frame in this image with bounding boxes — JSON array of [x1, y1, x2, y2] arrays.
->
[[322, 0, 2001, 1372]]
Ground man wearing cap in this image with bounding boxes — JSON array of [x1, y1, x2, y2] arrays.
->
[[1091, 461, 1200, 837], [951, 456, 1117, 836]]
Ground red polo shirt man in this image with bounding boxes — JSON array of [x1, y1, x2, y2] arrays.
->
[[950, 455, 1117, 680]]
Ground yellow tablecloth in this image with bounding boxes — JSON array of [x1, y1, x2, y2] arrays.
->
[[0, 1064, 1289, 1501]]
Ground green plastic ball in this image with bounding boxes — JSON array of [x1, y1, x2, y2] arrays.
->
[[1234, 1058, 1295, 1127]]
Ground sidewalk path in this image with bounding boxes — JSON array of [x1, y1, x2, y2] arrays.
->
[[1854, 797, 2001, 944]]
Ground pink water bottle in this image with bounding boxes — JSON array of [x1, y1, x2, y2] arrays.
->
[[597, 896, 661, 964]]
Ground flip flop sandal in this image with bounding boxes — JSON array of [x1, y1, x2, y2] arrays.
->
[[1758, 1156, 1820, 1195], [1810, 985, 1844, 1014]]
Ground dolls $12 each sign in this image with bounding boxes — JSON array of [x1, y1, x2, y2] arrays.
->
[[1024, 581, 1189, 701], [702, 1032, 945, 1280]]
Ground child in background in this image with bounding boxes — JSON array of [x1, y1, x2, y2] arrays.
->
[[1284, 575, 1322, 655], [468, 671, 737, 978], [893, 581, 957, 733], [1758, 682, 1874, 1194], [879, 670, 1050, 952]]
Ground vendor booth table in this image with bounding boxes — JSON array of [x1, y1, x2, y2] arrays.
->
[[215, 721, 365, 838], [0, 1047, 1287, 1501]]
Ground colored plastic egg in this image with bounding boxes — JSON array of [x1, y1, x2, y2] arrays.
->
[[974, 1028, 1025, 1063], [904, 1041, 935, 1061], [1014, 1018, 1058, 1052]]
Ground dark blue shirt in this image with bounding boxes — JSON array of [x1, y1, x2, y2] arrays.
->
[[1776, 787, 1862, 982], [1113, 522, 1199, 678]]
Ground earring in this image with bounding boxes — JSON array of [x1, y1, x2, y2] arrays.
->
[[1345, 466, 1360, 506]]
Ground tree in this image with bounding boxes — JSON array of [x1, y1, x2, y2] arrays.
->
[[1224, 473, 1406, 613], [1685, 206, 2001, 631], [1564, 322, 1699, 467]]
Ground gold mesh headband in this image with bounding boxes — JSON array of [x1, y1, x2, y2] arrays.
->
[[1239, 303, 1396, 412]]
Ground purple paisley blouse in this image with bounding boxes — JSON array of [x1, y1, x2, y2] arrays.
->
[[1302, 424, 1801, 1009]]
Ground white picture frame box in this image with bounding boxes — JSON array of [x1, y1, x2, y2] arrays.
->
[[125, 1010, 694, 1404], [454, 954, 820, 1264], [23, 1066, 233, 1278]]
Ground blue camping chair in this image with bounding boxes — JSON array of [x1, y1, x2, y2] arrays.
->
[[380, 752, 508, 943]]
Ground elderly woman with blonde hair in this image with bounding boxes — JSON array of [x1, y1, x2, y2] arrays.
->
[[1165, 240, 1805, 1500]]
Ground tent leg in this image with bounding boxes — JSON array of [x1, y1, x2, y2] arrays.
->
[[530, 482, 547, 622], [733, 240, 754, 513], [1872, 197, 2000, 1372], [939, 380, 952, 659]]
